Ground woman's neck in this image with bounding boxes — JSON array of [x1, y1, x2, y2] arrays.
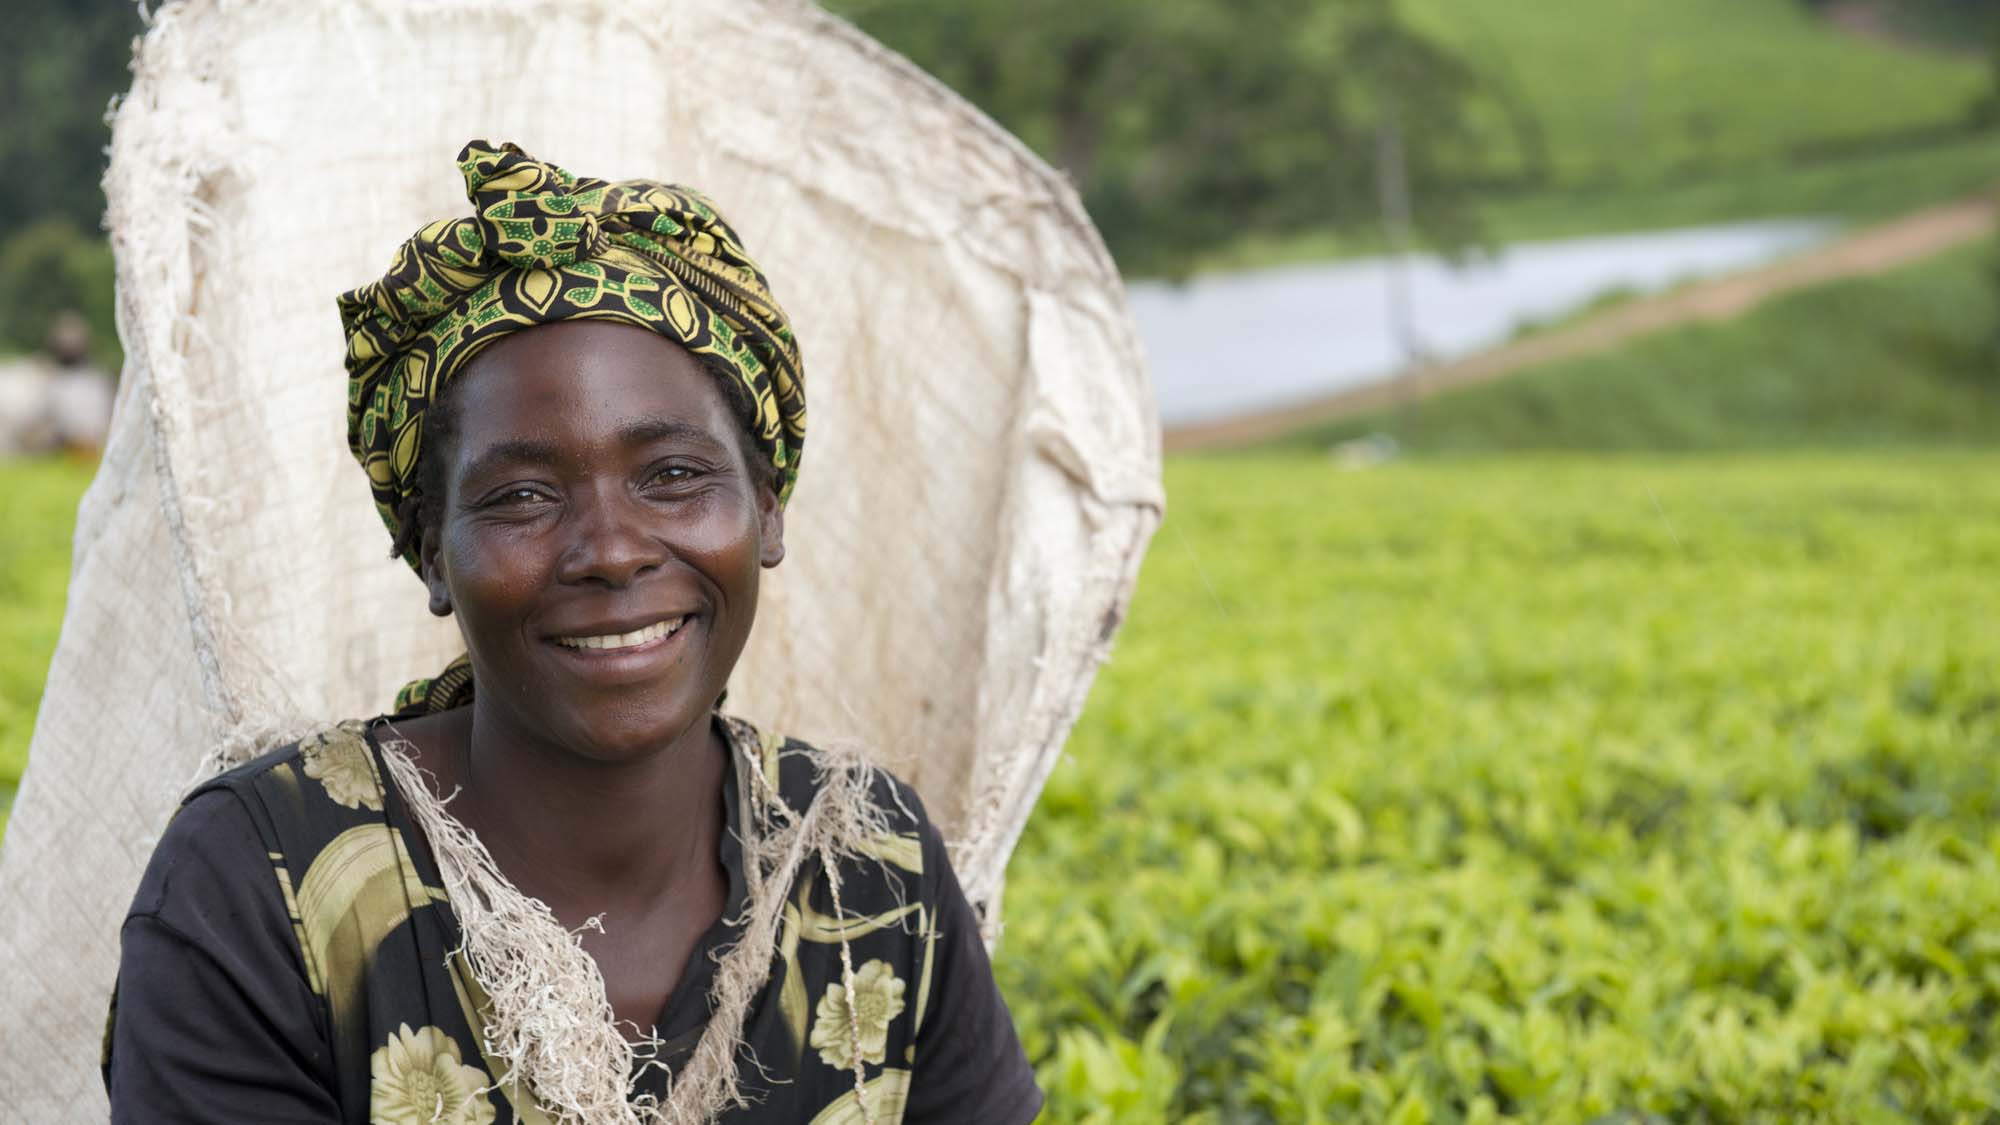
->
[[408, 704, 728, 917]]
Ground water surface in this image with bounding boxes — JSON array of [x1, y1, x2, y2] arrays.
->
[[1131, 219, 1834, 427]]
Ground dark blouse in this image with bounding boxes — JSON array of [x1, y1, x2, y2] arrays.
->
[[102, 715, 1041, 1123]]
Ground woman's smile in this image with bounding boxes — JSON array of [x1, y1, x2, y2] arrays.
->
[[550, 614, 689, 651], [544, 613, 697, 683]]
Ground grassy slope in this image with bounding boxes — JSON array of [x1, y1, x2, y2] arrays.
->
[[1282, 245, 2000, 454], [1404, 0, 1990, 187], [1474, 134, 2000, 239], [1195, 133, 2000, 272], [998, 453, 2000, 1119], [0, 457, 92, 818]]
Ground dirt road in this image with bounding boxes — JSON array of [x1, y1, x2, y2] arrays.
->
[[1161, 193, 1997, 453]]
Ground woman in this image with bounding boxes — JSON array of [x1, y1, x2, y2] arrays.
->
[[101, 141, 1042, 1124]]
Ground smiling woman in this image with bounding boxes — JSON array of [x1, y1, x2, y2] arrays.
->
[[97, 143, 1042, 1125], [419, 323, 780, 768]]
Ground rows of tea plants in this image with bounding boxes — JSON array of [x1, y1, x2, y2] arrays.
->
[[993, 454, 2000, 1122]]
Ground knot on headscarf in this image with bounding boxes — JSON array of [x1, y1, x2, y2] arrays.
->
[[461, 142, 608, 270], [339, 140, 805, 568]]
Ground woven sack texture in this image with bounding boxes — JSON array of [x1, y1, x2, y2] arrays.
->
[[0, 0, 1162, 1115]]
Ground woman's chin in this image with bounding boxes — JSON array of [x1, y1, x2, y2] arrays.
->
[[544, 697, 719, 766]]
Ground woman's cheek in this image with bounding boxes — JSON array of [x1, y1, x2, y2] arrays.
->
[[671, 491, 765, 566], [445, 521, 555, 607]]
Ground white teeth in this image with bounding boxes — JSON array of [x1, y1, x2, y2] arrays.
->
[[556, 617, 686, 651]]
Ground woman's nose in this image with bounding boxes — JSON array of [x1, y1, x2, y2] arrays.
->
[[555, 487, 666, 588]]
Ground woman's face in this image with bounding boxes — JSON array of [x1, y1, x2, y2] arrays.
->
[[423, 320, 783, 763]]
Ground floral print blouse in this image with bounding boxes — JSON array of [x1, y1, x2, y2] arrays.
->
[[102, 715, 1041, 1123]]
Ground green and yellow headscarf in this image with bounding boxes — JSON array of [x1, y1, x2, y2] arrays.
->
[[340, 140, 805, 566], [338, 140, 805, 711]]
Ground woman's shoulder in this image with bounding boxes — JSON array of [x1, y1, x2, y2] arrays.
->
[[190, 719, 391, 814], [133, 720, 383, 893], [149, 720, 403, 903], [124, 783, 275, 924]]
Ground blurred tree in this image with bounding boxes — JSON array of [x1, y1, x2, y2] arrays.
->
[[828, 0, 1504, 276], [1800, 0, 2000, 49], [0, 220, 120, 369], [0, 0, 140, 360], [0, 0, 143, 234]]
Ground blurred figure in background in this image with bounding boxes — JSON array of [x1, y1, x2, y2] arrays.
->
[[0, 309, 114, 458], [43, 310, 115, 454]]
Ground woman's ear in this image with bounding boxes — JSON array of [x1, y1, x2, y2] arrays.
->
[[420, 532, 453, 616], [758, 484, 786, 569]]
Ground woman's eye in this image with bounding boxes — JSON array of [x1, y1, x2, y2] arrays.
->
[[490, 487, 551, 507], [650, 465, 702, 486]]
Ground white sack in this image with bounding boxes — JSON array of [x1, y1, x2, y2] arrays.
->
[[0, 0, 1162, 1115]]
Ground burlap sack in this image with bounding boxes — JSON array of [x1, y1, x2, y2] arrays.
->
[[0, 0, 1161, 1115]]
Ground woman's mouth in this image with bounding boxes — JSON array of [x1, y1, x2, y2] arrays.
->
[[551, 615, 690, 653]]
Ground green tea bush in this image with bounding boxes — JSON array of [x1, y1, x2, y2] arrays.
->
[[0, 458, 92, 813], [995, 454, 2000, 1122]]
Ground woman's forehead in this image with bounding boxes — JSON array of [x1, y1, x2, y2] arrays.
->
[[447, 323, 738, 459], [459, 319, 706, 384]]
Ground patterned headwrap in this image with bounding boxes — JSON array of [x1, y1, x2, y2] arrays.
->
[[338, 141, 805, 712], [340, 140, 805, 566]]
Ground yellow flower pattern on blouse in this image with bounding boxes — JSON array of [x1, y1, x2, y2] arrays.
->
[[300, 724, 383, 812], [807, 1068, 911, 1125], [368, 1022, 497, 1125], [808, 958, 907, 1072]]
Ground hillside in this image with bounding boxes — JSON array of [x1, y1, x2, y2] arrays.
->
[[1406, 0, 1990, 189], [1280, 243, 2000, 454]]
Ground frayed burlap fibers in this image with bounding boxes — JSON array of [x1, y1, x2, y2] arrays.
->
[[0, 0, 1161, 1119]]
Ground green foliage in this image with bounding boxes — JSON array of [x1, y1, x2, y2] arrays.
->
[[1404, 0, 1992, 190], [1292, 245, 2000, 454], [0, 0, 135, 365], [827, 0, 1506, 275], [0, 218, 121, 367], [1815, 0, 2000, 53], [0, 458, 93, 821], [996, 453, 2000, 1120], [0, 0, 143, 234]]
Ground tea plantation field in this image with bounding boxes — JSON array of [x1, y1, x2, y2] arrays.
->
[[994, 454, 2000, 1122], [3, 453, 1997, 1120], [0, 456, 91, 809]]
